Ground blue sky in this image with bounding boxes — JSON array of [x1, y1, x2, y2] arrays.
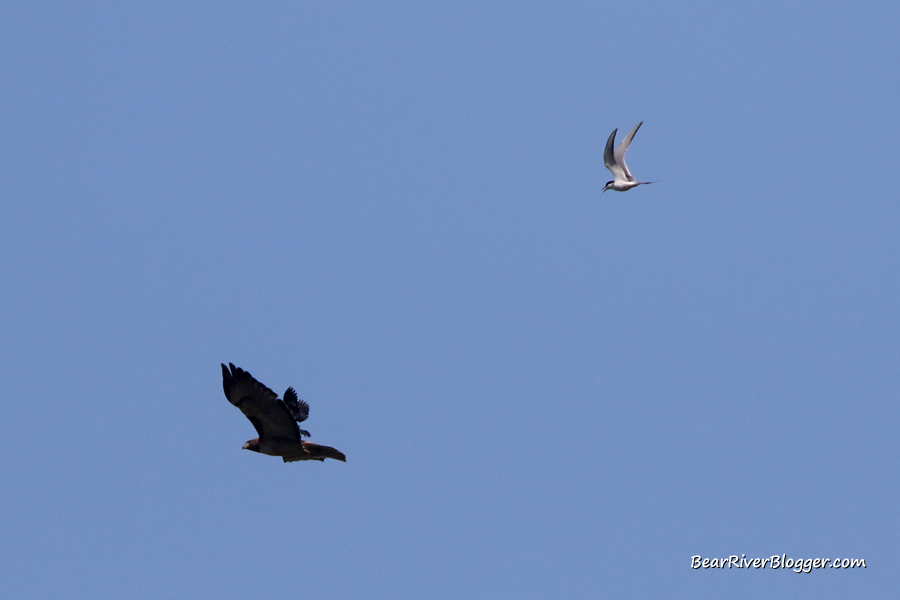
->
[[2, 2, 898, 598]]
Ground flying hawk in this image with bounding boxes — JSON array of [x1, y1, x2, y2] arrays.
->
[[221, 363, 346, 463]]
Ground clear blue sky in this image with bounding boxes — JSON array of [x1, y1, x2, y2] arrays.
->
[[2, 2, 898, 598]]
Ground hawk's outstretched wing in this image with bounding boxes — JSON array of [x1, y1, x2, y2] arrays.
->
[[221, 363, 301, 443]]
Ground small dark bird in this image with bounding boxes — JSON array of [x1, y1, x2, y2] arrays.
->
[[221, 363, 346, 463], [282, 386, 311, 438]]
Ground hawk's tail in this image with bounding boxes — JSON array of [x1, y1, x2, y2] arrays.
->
[[302, 441, 347, 462]]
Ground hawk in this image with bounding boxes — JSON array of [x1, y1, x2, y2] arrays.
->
[[221, 363, 346, 463]]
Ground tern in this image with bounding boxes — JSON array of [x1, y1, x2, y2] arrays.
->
[[603, 121, 652, 192]]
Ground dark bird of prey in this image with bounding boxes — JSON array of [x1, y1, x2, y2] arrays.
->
[[221, 363, 346, 463]]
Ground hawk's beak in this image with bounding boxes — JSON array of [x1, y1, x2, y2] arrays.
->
[[242, 442, 251, 450]]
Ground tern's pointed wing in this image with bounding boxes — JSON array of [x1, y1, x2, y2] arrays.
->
[[604, 128, 628, 183], [614, 122, 643, 181], [603, 128, 617, 170]]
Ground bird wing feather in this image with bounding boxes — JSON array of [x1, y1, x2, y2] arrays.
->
[[282, 386, 310, 423], [603, 127, 627, 183], [221, 363, 301, 442], [614, 121, 642, 182]]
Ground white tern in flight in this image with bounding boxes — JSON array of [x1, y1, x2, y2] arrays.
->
[[603, 122, 652, 192]]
